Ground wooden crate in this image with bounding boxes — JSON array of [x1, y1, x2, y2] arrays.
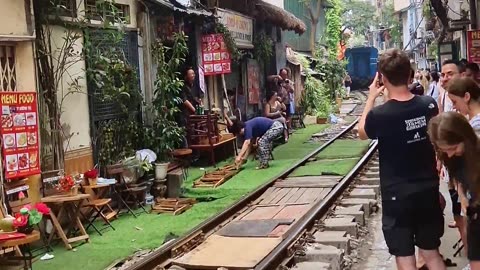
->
[[151, 198, 197, 215], [193, 164, 241, 188]]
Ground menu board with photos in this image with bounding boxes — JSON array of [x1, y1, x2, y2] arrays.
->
[[0, 92, 40, 179], [201, 34, 232, 76]]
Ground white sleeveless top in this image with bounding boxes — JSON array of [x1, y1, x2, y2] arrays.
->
[[440, 90, 454, 112]]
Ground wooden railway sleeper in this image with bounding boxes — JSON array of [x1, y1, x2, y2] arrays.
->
[[171, 231, 204, 258]]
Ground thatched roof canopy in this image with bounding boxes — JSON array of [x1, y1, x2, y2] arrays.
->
[[254, 1, 307, 35]]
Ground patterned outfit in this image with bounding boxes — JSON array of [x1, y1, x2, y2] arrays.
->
[[257, 121, 283, 166]]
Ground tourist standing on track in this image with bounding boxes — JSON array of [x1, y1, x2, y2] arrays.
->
[[438, 60, 469, 251], [446, 77, 480, 133], [358, 48, 445, 270], [428, 71, 441, 102], [428, 112, 480, 270], [231, 117, 284, 170]]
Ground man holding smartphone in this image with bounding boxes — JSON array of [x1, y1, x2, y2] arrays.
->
[[358, 48, 445, 270]]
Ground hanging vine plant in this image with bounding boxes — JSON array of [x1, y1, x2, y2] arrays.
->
[[253, 32, 274, 64], [215, 23, 242, 62]]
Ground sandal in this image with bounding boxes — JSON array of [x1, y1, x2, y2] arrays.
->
[[256, 164, 269, 170]]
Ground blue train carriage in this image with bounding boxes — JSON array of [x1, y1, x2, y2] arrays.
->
[[345, 47, 379, 90]]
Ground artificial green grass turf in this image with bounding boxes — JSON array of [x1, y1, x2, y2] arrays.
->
[[315, 139, 371, 160], [33, 124, 329, 270], [290, 158, 361, 177]]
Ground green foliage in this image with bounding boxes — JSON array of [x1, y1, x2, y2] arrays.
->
[[342, 0, 378, 38], [215, 23, 242, 62], [300, 75, 332, 117], [253, 32, 274, 64], [147, 33, 189, 162], [315, 53, 347, 98], [325, 0, 343, 58], [381, 0, 402, 46], [96, 119, 141, 168]]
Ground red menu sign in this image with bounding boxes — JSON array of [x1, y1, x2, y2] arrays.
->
[[467, 30, 480, 64], [0, 92, 40, 179], [247, 59, 260, 104], [201, 34, 232, 76]]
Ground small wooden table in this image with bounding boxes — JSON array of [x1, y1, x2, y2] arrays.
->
[[0, 230, 40, 269], [41, 194, 90, 250]]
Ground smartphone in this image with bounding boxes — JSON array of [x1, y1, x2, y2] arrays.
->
[[377, 61, 384, 86], [378, 72, 384, 86]]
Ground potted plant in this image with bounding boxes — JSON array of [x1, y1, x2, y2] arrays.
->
[[148, 33, 188, 179], [121, 156, 153, 184], [84, 168, 98, 186], [13, 203, 50, 234], [316, 111, 328, 124]]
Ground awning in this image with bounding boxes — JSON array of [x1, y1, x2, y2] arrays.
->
[[254, 1, 307, 35], [148, 0, 215, 18]]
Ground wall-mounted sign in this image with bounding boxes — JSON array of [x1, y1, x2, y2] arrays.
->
[[217, 8, 253, 48], [201, 34, 232, 76], [0, 92, 41, 180], [198, 65, 206, 93], [247, 59, 260, 104], [467, 30, 480, 64]]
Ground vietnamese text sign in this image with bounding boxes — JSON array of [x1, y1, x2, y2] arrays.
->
[[0, 92, 41, 179], [201, 34, 232, 76], [217, 9, 253, 48], [467, 30, 480, 64], [247, 60, 260, 104]]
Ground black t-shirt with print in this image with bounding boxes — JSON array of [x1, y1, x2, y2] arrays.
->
[[365, 95, 439, 200]]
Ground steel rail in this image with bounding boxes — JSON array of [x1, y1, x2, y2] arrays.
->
[[126, 118, 361, 270], [254, 139, 379, 270]]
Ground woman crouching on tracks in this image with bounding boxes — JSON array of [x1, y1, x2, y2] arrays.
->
[[230, 117, 284, 169], [428, 112, 480, 270]]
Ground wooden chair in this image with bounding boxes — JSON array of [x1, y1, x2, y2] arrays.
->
[[291, 106, 306, 129], [106, 164, 148, 218]]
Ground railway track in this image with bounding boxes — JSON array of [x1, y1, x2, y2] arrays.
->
[[122, 92, 381, 270]]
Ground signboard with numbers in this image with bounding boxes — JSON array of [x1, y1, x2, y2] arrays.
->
[[201, 34, 232, 76], [468, 30, 480, 69], [0, 92, 40, 179]]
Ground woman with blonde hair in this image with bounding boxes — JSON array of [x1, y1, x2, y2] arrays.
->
[[428, 112, 480, 270]]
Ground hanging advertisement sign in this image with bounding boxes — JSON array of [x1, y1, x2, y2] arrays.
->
[[0, 92, 41, 180], [201, 34, 232, 76], [198, 65, 206, 93], [217, 8, 253, 48], [247, 59, 260, 104], [467, 30, 480, 64]]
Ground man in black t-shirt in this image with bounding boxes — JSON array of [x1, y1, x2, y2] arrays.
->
[[358, 49, 446, 270]]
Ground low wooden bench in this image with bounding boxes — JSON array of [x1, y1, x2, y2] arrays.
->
[[189, 135, 237, 166]]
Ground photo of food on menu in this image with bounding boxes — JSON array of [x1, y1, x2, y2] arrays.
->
[[0, 92, 41, 179]]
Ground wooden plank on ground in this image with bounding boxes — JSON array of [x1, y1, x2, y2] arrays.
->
[[263, 188, 289, 205], [283, 176, 343, 182], [241, 205, 284, 220], [252, 187, 276, 205], [268, 224, 290, 237], [273, 204, 311, 220], [274, 180, 338, 188], [257, 187, 279, 205], [278, 188, 299, 204], [296, 188, 323, 204], [316, 188, 332, 201], [173, 235, 282, 269], [286, 188, 307, 204], [217, 219, 294, 237]]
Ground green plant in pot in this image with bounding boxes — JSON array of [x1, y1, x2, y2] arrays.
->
[[121, 156, 153, 184], [149, 33, 188, 180]]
